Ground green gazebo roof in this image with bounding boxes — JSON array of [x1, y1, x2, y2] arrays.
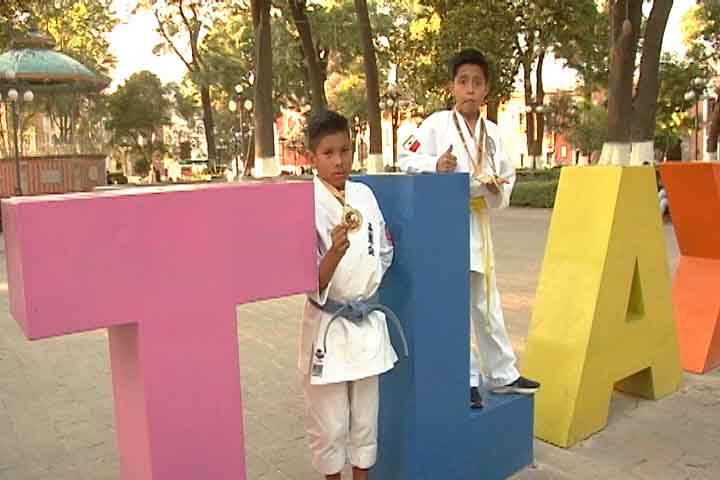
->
[[0, 28, 110, 93]]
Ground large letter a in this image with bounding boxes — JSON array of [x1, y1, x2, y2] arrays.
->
[[523, 166, 682, 448]]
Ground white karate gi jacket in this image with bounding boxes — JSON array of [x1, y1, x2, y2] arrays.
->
[[298, 177, 398, 385], [398, 110, 515, 273]]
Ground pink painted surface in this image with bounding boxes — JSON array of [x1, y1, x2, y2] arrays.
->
[[1, 181, 317, 479]]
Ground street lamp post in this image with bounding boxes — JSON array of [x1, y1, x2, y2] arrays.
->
[[380, 86, 401, 171], [242, 99, 254, 175], [684, 77, 707, 161], [1, 69, 34, 195], [230, 80, 255, 178], [352, 115, 361, 168]]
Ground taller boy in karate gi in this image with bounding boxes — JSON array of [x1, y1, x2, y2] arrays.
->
[[399, 48, 539, 408]]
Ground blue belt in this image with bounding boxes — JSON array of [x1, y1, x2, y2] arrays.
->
[[309, 293, 409, 359]]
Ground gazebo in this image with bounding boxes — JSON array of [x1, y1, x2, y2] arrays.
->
[[0, 26, 110, 198]]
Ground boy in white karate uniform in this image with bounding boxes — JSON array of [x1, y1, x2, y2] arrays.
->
[[300, 110, 398, 480], [399, 48, 539, 408]]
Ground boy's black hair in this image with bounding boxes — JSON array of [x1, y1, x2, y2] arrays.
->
[[449, 48, 490, 82], [306, 109, 350, 152]]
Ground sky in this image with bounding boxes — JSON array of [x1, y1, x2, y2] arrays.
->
[[107, 1, 187, 90], [107, 0, 698, 92]]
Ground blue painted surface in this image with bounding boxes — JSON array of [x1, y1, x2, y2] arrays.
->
[[357, 174, 534, 480]]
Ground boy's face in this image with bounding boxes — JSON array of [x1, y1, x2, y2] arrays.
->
[[450, 63, 489, 116], [311, 130, 352, 189]]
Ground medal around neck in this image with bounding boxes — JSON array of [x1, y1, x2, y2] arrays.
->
[[320, 177, 364, 232], [343, 205, 363, 232]]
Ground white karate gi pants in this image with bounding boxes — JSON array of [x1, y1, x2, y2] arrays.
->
[[469, 271, 520, 389], [303, 374, 379, 475]]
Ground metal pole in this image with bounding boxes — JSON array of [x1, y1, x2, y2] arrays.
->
[[531, 109, 537, 169], [392, 107, 398, 171], [11, 101, 22, 195], [695, 101, 700, 161]]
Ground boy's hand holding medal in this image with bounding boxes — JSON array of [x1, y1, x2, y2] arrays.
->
[[476, 174, 509, 194]]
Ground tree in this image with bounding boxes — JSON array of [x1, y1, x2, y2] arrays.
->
[[354, 0, 383, 171], [567, 103, 608, 161], [555, 8, 610, 98], [1, 1, 117, 146], [601, 0, 674, 165], [407, 0, 601, 134], [1, 1, 36, 50], [326, 59, 368, 119], [511, 0, 601, 165], [545, 93, 578, 137], [252, 0, 276, 175], [683, 0, 720, 154], [106, 71, 172, 163], [409, 1, 520, 119], [655, 54, 708, 160], [139, 0, 222, 171], [287, 0, 327, 111]]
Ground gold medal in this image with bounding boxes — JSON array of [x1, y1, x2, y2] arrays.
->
[[343, 205, 363, 232], [319, 177, 364, 232]]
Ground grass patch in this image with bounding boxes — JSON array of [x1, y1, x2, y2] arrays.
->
[[510, 179, 558, 208]]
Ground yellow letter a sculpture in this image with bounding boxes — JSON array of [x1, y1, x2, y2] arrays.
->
[[523, 166, 682, 448]]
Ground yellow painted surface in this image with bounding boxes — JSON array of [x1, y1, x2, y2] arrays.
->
[[523, 166, 682, 448]]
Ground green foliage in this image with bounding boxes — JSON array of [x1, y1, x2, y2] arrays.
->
[[682, 1, 720, 64], [655, 53, 710, 155], [553, 4, 609, 95], [326, 60, 369, 119], [516, 167, 561, 183], [1, 1, 117, 147], [106, 71, 172, 160], [404, 0, 604, 113], [407, 1, 519, 108], [566, 102, 608, 157], [0, 0, 117, 74], [544, 92, 579, 135], [510, 179, 558, 208]]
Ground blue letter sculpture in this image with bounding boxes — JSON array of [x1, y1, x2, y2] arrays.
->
[[359, 174, 534, 480]]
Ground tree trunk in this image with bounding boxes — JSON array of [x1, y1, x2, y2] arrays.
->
[[707, 101, 720, 154], [631, 0, 673, 142], [535, 51, 546, 159], [289, 0, 327, 112], [523, 55, 536, 167], [606, 0, 642, 143], [486, 100, 499, 123], [354, 0, 383, 170], [252, 0, 277, 175], [199, 83, 217, 171]]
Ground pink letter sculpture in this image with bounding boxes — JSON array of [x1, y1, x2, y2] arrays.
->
[[2, 182, 316, 479]]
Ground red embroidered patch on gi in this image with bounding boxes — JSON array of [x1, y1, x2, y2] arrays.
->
[[402, 135, 421, 153]]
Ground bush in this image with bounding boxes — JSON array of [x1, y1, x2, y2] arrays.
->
[[515, 167, 562, 183], [510, 179, 558, 208]]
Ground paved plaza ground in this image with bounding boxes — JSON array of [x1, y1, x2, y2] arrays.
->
[[1, 208, 718, 479]]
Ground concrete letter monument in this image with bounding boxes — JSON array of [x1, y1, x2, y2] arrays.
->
[[4, 176, 535, 479], [660, 162, 720, 374], [523, 166, 682, 448], [360, 174, 534, 480], [2, 183, 316, 479]]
